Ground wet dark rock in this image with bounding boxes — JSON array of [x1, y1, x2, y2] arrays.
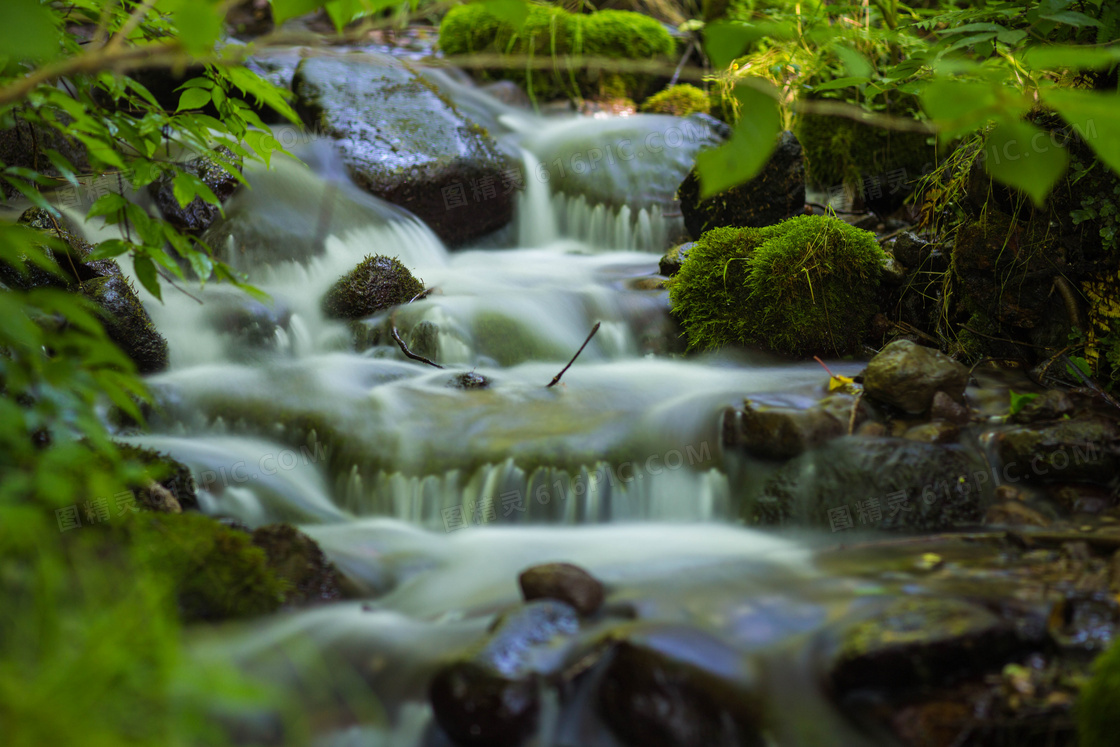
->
[[930, 390, 970, 425], [901, 421, 961, 445], [147, 146, 241, 236], [1009, 389, 1076, 424], [448, 371, 491, 389], [117, 443, 199, 512], [826, 596, 1027, 695], [292, 54, 517, 246], [1048, 591, 1120, 652], [677, 130, 805, 240], [879, 253, 908, 285], [479, 80, 531, 109], [888, 232, 933, 269], [658, 242, 692, 277], [518, 562, 604, 617], [0, 119, 89, 200], [2, 208, 123, 291], [863, 339, 970, 414], [749, 436, 987, 531], [991, 419, 1120, 486], [722, 398, 851, 460], [80, 275, 169, 374], [597, 626, 765, 747], [429, 661, 539, 747], [251, 523, 344, 607], [321, 254, 424, 320], [206, 296, 292, 351], [985, 500, 1052, 527], [480, 600, 581, 677], [430, 601, 580, 746]]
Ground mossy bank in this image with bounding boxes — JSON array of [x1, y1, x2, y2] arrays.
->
[[438, 4, 674, 102]]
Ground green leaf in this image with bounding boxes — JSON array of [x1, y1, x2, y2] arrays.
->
[[132, 254, 162, 302], [696, 83, 781, 198], [174, 3, 225, 54], [937, 22, 1005, 35], [270, 0, 329, 26], [833, 44, 873, 79], [920, 79, 1030, 141], [995, 28, 1027, 45], [1023, 45, 1120, 71], [704, 21, 758, 70], [1066, 356, 1091, 378], [324, 0, 361, 30], [0, 0, 59, 61], [982, 119, 1069, 207], [1040, 11, 1101, 27], [172, 172, 197, 208], [177, 88, 212, 111], [87, 193, 129, 219], [0, 294, 40, 349], [1008, 390, 1039, 416], [1042, 88, 1120, 177]]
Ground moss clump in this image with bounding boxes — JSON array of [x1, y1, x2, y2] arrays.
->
[[126, 512, 287, 622], [1078, 637, 1120, 747], [639, 84, 711, 117], [438, 4, 674, 102], [321, 254, 424, 320], [667, 215, 885, 356]]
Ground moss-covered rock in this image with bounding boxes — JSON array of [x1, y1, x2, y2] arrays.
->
[[117, 443, 199, 512], [438, 4, 674, 102], [667, 214, 885, 357], [251, 523, 343, 607], [321, 254, 424, 321], [125, 512, 287, 622], [80, 275, 169, 374], [1, 207, 123, 291], [640, 84, 711, 116], [794, 108, 935, 211]]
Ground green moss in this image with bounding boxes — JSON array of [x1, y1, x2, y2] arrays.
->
[[1078, 637, 1120, 747], [667, 215, 885, 356], [125, 512, 287, 622], [640, 84, 711, 117], [321, 254, 424, 321], [794, 110, 935, 193], [438, 4, 674, 102]]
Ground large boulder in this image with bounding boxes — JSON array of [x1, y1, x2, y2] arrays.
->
[[293, 53, 517, 246], [862, 339, 969, 414], [677, 130, 805, 239], [746, 436, 987, 531], [990, 418, 1120, 486], [81, 275, 169, 374]]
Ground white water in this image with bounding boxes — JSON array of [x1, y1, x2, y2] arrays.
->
[[98, 82, 882, 745]]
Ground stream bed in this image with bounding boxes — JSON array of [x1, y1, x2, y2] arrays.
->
[[95, 71, 1117, 747]]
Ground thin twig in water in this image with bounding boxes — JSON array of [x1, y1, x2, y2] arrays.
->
[[390, 311, 443, 369], [547, 322, 600, 388]]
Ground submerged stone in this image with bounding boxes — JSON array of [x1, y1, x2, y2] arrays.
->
[[251, 523, 344, 607]]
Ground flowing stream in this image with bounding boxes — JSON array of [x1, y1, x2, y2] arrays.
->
[[106, 79, 922, 746]]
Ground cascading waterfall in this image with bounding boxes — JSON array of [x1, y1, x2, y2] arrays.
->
[[100, 74, 890, 747]]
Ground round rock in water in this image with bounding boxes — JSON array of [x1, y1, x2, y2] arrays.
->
[[518, 562, 604, 617], [429, 661, 539, 747], [862, 339, 969, 414]]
